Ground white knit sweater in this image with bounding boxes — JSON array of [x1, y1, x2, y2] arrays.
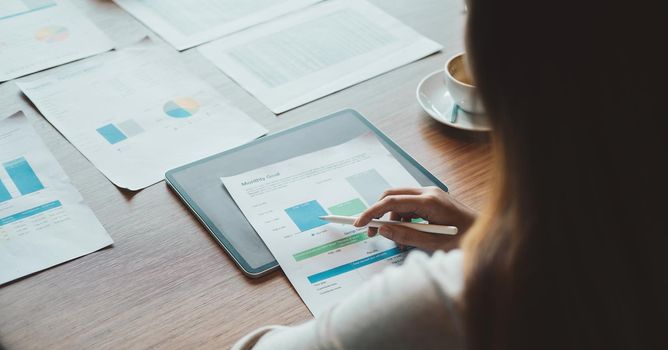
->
[[232, 249, 465, 350]]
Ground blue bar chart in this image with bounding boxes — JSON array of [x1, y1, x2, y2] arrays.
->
[[96, 119, 145, 145], [96, 124, 128, 145], [3, 157, 44, 195], [285, 200, 328, 232], [0, 179, 11, 202]]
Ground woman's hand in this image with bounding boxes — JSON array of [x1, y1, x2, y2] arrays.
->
[[353, 187, 477, 251]]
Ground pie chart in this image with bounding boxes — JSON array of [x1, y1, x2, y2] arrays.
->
[[163, 97, 200, 118], [35, 25, 69, 43]]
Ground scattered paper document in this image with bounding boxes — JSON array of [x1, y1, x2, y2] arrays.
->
[[199, 0, 443, 113], [112, 0, 323, 50], [18, 40, 267, 190], [0, 0, 113, 82], [0, 112, 113, 285], [221, 133, 424, 316]]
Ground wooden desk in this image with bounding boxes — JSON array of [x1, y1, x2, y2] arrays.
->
[[0, 0, 491, 348]]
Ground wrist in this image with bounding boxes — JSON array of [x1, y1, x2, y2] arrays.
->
[[456, 203, 478, 234]]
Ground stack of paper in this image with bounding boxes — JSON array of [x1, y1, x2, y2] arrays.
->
[[0, 112, 113, 285]]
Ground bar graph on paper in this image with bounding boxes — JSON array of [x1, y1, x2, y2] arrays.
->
[[94, 98, 200, 146], [96, 119, 145, 145], [220, 133, 425, 316], [283, 168, 389, 232], [0, 156, 45, 202], [280, 168, 407, 284], [0, 155, 67, 240]]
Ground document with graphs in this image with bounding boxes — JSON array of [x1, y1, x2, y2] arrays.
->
[[221, 133, 422, 316], [0, 0, 113, 82], [112, 0, 322, 50], [17, 40, 267, 190], [199, 0, 442, 113], [0, 112, 112, 285]]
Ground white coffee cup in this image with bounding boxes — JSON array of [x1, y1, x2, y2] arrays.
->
[[444, 52, 485, 114]]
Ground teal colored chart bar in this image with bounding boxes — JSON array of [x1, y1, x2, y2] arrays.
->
[[0, 179, 11, 202], [3, 157, 44, 195], [97, 124, 127, 144], [0, 200, 62, 227], [285, 200, 328, 232], [307, 247, 404, 283], [328, 198, 366, 216]]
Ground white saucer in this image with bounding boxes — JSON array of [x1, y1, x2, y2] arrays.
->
[[416, 70, 492, 132]]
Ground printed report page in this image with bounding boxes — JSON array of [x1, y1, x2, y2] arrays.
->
[[221, 133, 423, 316], [199, 0, 442, 113], [17, 39, 267, 190], [0, 112, 112, 285], [0, 0, 113, 82]]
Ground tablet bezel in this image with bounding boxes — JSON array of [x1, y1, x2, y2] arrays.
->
[[165, 109, 448, 277]]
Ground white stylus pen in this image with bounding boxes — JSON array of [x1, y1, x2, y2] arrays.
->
[[319, 215, 458, 235]]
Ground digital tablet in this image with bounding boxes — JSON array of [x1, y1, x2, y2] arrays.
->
[[165, 109, 448, 277]]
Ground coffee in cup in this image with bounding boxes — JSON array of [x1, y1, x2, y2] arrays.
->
[[444, 53, 485, 114]]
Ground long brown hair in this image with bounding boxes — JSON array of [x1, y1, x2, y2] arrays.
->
[[461, 1, 668, 349]]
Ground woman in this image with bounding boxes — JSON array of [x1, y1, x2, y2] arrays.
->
[[233, 0, 667, 348]]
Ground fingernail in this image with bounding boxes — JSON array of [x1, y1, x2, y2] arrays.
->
[[379, 226, 393, 239]]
